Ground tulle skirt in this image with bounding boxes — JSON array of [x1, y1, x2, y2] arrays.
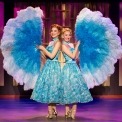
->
[[59, 61, 93, 104], [31, 60, 61, 103]]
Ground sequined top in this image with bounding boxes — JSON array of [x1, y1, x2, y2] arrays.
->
[[46, 37, 60, 61], [62, 41, 76, 63]]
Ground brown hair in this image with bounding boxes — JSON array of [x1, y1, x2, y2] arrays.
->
[[50, 24, 62, 39], [51, 24, 62, 32]]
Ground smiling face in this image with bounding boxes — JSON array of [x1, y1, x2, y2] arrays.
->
[[50, 27, 60, 38], [62, 31, 72, 42]]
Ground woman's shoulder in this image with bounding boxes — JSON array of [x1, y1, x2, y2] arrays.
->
[[55, 40, 61, 45]]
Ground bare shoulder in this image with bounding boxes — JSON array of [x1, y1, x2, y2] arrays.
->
[[55, 40, 61, 45], [53, 41, 61, 49], [62, 44, 67, 50], [62, 43, 66, 47]]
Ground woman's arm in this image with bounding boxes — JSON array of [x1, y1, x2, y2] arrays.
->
[[38, 41, 61, 59], [62, 41, 80, 59], [75, 51, 80, 59]]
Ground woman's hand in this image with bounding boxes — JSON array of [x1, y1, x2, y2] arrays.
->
[[77, 41, 80, 46], [36, 45, 45, 51], [75, 41, 80, 48]]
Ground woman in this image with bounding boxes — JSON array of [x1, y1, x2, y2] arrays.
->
[[31, 24, 62, 119], [60, 27, 93, 119]]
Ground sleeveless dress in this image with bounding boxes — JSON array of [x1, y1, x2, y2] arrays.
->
[[59, 41, 93, 104], [31, 39, 61, 103]]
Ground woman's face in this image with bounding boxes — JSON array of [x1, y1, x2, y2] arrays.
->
[[62, 31, 72, 42], [50, 27, 60, 38]]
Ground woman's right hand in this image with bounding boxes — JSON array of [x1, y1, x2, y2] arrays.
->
[[76, 41, 80, 48]]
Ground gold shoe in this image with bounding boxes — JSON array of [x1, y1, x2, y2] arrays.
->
[[65, 111, 71, 119], [52, 108, 58, 118], [46, 110, 53, 119], [70, 109, 76, 120]]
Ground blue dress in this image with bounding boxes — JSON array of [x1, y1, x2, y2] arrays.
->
[[59, 42, 93, 104], [31, 41, 61, 103]]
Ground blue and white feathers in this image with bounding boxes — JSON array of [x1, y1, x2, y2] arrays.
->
[[1, 6, 43, 90], [75, 7, 122, 89]]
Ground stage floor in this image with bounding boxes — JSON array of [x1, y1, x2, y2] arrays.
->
[[0, 98, 122, 122]]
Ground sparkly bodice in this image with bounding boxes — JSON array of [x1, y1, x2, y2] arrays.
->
[[62, 41, 75, 63], [46, 37, 60, 61]]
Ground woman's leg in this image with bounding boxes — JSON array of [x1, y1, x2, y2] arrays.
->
[[52, 103, 57, 117], [47, 104, 53, 119], [71, 103, 77, 119], [65, 104, 71, 119]]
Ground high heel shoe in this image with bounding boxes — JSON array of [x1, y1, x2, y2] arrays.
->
[[70, 109, 76, 120], [65, 111, 71, 119], [46, 110, 53, 119], [52, 108, 58, 118]]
